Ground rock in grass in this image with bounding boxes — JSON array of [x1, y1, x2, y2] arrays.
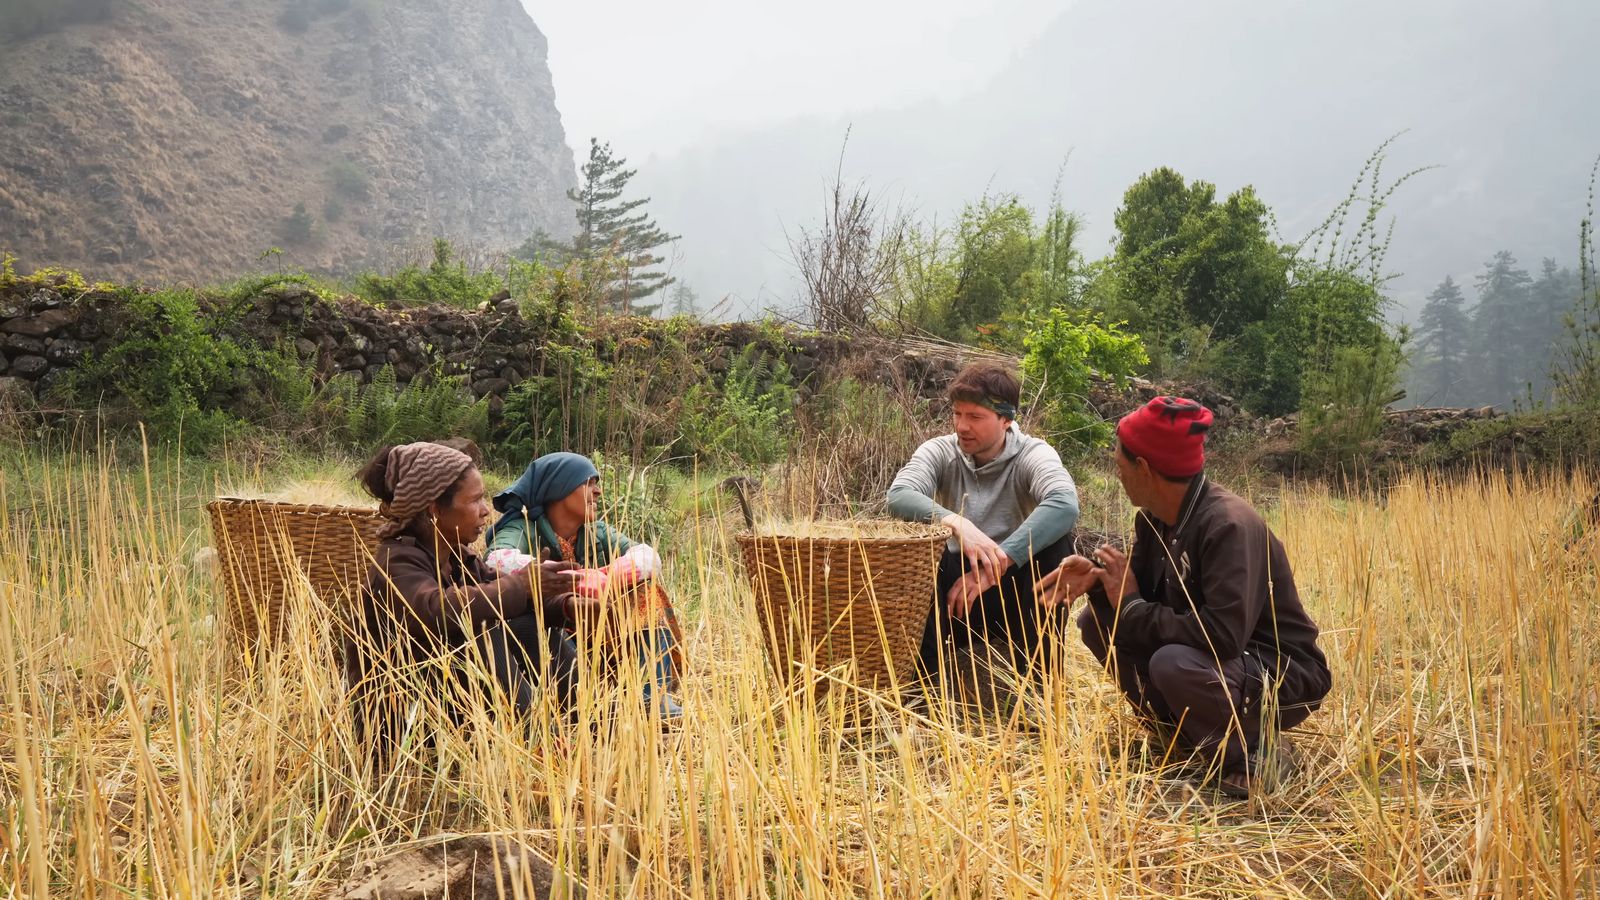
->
[[330, 835, 580, 900]]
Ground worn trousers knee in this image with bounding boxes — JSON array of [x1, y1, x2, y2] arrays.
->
[[1146, 644, 1256, 774]]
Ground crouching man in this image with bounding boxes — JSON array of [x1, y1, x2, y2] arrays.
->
[[1038, 397, 1331, 798]]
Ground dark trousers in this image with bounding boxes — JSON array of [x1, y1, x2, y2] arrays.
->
[[917, 535, 1074, 682], [488, 614, 580, 715], [1077, 605, 1316, 775]]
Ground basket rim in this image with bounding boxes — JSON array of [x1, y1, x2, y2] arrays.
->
[[735, 523, 951, 545], [209, 496, 382, 517]]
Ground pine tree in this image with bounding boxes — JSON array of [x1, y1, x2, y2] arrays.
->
[[556, 139, 679, 316], [1469, 251, 1534, 407], [668, 283, 700, 319], [1526, 258, 1578, 398], [1411, 276, 1472, 405]]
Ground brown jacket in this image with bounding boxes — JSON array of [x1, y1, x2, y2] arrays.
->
[[344, 536, 570, 684], [1093, 476, 1331, 702]]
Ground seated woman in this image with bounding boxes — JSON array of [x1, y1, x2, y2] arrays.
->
[[345, 441, 582, 757], [484, 452, 684, 721]]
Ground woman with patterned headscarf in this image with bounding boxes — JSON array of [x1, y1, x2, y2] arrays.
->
[[485, 452, 685, 721], [345, 441, 582, 756]]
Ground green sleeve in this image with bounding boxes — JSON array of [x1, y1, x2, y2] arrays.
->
[[487, 515, 536, 555], [589, 521, 635, 565]]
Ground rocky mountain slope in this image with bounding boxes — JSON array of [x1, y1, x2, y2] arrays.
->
[[0, 0, 575, 282]]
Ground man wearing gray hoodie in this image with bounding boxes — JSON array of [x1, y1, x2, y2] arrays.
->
[[887, 362, 1081, 680]]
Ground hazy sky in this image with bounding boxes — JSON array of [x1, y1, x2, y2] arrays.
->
[[525, 0, 1065, 161], [521, 0, 1599, 323]]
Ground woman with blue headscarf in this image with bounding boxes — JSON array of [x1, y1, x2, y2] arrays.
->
[[485, 452, 684, 720]]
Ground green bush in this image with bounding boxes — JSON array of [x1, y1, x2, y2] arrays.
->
[[1021, 310, 1148, 449], [280, 202, 315, 246], [339, 365, 489, 449], [1, 0, 111, 43], [64, 288, 257, 450], [351, 239, 504, 308], [1297, 336, 1406, 469], [497, 339, 610, 464], [328, 159, 371, 202], [276, 2, 312, 33]]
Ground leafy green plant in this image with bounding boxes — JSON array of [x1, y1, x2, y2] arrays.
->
[[497, 339, 611, 464], [1021, 311, 1148, 449], [679, 346, 796, 468], [64, 288, 257, 450], [1297, 335, 1407, 469], [351, 239, 503, 308], [339, 365, 489, 448]]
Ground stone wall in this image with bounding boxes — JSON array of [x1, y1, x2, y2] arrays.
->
[[0, 276, 856, 416], [0, 274, 1515, 466]]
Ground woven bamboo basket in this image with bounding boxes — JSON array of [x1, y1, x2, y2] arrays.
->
[[206, 498, 385, 651], [736, 522, 948, 693]]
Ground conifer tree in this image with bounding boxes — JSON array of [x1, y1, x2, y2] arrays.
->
[[1469, 251, 1533, 406], [556, 138, 679, 315], [668, 283, 700, 319], [1411, 276, 1472, 405]]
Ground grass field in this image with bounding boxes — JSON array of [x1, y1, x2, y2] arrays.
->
[[1, 441, 1596, 897]]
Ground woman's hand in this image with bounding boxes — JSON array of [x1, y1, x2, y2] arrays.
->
[[1035, 554, 1102, 610], [536, 559, 581, 599]]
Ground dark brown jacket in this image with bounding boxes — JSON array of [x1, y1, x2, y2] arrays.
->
[[1094, 476, 1331, 702], [344, 536, 570, 685]]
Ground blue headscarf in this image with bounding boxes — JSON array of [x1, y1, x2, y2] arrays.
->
[[487, 452, 600, 545]]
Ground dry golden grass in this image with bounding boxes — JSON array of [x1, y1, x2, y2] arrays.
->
[[1, 448, 1597, 897]]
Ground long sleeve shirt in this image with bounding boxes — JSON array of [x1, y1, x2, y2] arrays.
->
[[344, 536, 572, 686], [886, 425, 1079, 564]]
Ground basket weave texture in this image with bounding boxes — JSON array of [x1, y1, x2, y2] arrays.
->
[[206, 498, 384, 649], [736, 523, 947, 692]]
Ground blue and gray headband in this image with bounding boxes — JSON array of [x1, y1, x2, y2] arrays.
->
[[979, 397, 1017, 419]]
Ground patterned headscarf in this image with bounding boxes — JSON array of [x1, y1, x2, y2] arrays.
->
[[376, 442, 474, 539]]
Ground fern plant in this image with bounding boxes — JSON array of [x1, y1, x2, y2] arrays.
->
[[679, 346, 796, 467], [339, 365, 488, 448]]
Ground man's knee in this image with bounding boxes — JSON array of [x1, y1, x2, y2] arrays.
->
[[1146, 644, 1219, 700], [1076, 605, 1110, 661]]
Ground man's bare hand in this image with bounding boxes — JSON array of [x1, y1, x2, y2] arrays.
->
[[946, 566, 999, 619], [1035, 554, 1103, 610], [942, 514, 1012, 580], [1092, 544, 1136, 605]]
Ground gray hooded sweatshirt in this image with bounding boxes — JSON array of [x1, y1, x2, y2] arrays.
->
[[886, 425, 1079, 564]]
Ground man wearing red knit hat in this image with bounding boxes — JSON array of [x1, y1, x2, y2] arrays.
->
[[1037, 397, 1331, 799]]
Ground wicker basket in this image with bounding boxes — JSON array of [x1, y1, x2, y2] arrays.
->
[[206, 498, 385, 650], [737, 523, 948, 693]]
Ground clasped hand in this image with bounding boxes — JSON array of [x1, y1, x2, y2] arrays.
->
[[1034, 544, 1134, 610]]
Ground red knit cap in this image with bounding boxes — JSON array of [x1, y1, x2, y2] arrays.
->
[[1116, 397, 1214, 478]]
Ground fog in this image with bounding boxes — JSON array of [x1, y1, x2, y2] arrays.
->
[[529, 0, 1600, 321]]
